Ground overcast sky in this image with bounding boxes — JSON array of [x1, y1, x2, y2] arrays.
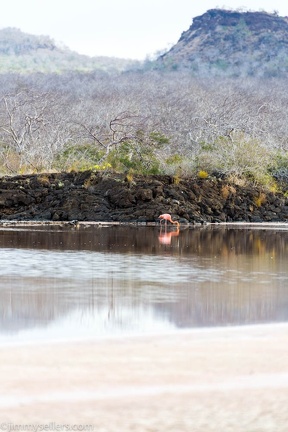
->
[[1, 0, 288, 59]]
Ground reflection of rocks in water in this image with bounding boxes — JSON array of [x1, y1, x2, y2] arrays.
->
[[0, 225, 288, 258], [154, 284, 288, 327]]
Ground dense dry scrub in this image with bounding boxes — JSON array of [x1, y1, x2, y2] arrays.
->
[[0, 71, 287, 191]]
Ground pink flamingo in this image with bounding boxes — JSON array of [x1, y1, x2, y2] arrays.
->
[[158, 213, 180, 227]]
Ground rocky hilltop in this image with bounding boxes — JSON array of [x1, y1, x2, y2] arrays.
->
[[158, 9, 288, 77], [0, 171, 287, 224]]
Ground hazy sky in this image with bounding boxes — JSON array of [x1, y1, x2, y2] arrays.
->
[[1, 0, 288, 59]]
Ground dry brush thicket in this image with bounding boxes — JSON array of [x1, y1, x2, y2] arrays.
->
[[0, 71, 287, 188]]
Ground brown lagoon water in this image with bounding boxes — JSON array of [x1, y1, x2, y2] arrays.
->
[[0, 224, 287, 344]]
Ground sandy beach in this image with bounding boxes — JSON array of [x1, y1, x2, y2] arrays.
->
[[0, 324, 288, 431]]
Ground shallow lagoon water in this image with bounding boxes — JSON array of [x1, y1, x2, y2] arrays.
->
[[0, 224, 287, 344]]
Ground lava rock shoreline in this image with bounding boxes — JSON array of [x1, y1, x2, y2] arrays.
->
[[0, 171, 287, 224]]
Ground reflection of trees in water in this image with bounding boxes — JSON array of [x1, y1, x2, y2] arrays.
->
[[0, 276, 288, 333], [0, 226, 287, 333], [0, 278, 71, 333], [155, 283, 288, 327], [0, 277, 143, 334]]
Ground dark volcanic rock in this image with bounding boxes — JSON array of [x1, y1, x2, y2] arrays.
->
[[0, 171, 287, 223], [158, 9, 288, 78]]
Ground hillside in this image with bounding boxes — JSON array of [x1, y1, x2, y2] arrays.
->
[[3, 11, 288, 77], [157, 9, 288, 77], [0, 27, 139, 73]]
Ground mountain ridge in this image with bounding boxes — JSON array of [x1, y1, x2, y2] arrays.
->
[[0, 27, 139, 73]]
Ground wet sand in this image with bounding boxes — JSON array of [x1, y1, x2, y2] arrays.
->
[[0, 324, 288, 431]]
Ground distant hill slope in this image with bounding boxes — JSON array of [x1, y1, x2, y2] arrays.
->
[[0, 27, 139, 73], [157, 9, 288, 77]]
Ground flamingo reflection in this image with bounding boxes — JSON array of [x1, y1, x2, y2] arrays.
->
[[158, 228, 180, 245]]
